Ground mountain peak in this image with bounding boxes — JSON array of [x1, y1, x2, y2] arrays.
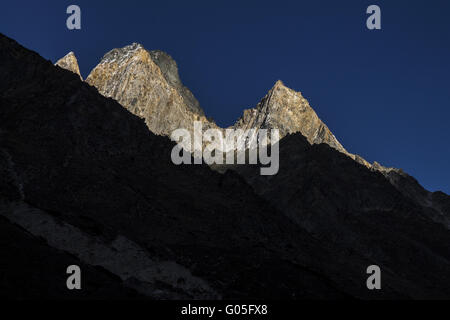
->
[[55, 51, 82, 80], [269, 80, 306, 99], [86, 43, 211, 135], [234, 81, 346, 153], [98, 43, 146, 65], [272, 79, 285, 89]]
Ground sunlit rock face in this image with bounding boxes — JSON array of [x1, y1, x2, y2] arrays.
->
[[55, 46, 449, 223], [64, 44, 347, 156], [233, 81, 403, 171], [85, 43, 217, 137], [233, 80, 346, 153], [55, 52, 82, 80], [148, 50, 204, 116]]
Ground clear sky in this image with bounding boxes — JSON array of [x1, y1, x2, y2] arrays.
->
[[1, 0, 449, 194]]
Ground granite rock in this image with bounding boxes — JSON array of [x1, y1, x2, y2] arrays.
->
[[55, 52, 82, 80]]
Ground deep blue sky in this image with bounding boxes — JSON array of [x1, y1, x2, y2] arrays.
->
[[1, 0, 449, 193]]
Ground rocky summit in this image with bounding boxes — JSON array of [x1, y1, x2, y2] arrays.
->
[[52, 47, 372, 159], [55, 52, 82, 80], [76, 46, 379, 166], [50, 42, 450, 229], [233, 80, 346, 153], [85, 43, 216, 137]]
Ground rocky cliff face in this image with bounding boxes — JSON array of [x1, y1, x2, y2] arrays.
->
[[232, 80, 380, 168], [230, 79, 450, 221], [55, 52, 82, 80], [57, 48, 348, 155], [85, 43, 215, 137], [51, 47, 389, 166], [56, 45, 448, 225], [233, 80, 347, 153], [149, 50, 204, 116]]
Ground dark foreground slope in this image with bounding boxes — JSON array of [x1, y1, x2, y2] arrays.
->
[[232, 134, 450, 299], [0, 34, 449, 299]]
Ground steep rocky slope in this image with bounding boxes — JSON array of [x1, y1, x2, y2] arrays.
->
[[85, 43, 216, 137], [231, 134, 450, 299], [148, 49, 204, 116], [231, 80, 380, 169], [231, 81, 449, 224], [57, 46, 441, 208], [233, 80, 346, 153]]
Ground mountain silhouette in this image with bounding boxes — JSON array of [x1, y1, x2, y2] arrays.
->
[[1, 34, 449, 299]]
